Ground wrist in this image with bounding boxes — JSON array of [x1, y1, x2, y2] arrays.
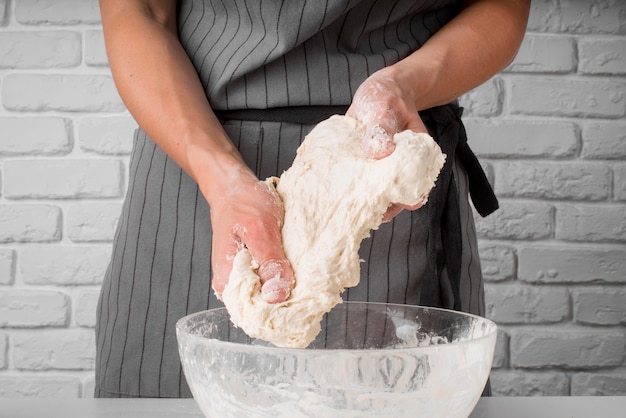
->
[[381, 54, 443, 111], [181, 125, 252, 207]]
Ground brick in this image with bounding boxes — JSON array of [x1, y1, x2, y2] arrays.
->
[[79, 116, 136, 155], [1, 74, 124, 112], [83, 377, 95, 398], [490, 370, 569, 396], [0, 1, 8, 26], [0, 31, 81, 69], [519, 245, 626, 284], [0, 289, 69, 327], [84, 30, 108, 67], [68, 203, 122, 242], [615, 164, 626, 201], [582, 122, 626, 159], [556, 203, 626, 242], [465, 119, 578, 158], [508, 76, 626, 118], [4, 159, 124, 199], [0, 249, 15, 285], [20, 246, 111, 286], [15, 0, 101, 25], [0, 376, 81, 398], [0, 333, 6, 369], [510, 328, 626, 369], [505, 34, 576, 73], [494, 161, 610, 201], [458, 78, 502, 117], [492, 329, 509, 369], [480, 160, 495, 187], [478, 244, 516, 282], [485, 283, 569, 324], [474, 201, 554, 240], [75, 289, 100, 327], [13, 330, 95, 371], [0, 204, 61, 243], [579, 37, 626, 75], [573, 288, 626, 325], [572, 371, 626, 396], [0, 117, 72, 156], [0, 0, 6, 24], [527, 0, 626, 34]]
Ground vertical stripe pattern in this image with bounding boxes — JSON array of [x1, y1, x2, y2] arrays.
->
[[94, 0, 487, 399], [95, 129, 219, 398], [95, 117, 484, 398], [177, 0, 461, 109]]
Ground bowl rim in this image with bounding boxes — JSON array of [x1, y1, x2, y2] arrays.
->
[[176, 301, 498, 354]]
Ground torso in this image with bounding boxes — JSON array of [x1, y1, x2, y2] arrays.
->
[[177, 0, 463, 109]]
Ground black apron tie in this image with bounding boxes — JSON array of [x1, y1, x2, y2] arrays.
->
[[419, 102, 499, 310], [421, 102, 499, 217]]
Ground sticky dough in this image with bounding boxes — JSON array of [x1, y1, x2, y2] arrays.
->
[[221, 115, 445, 348]]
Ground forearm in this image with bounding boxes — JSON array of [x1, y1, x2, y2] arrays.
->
[[100, 0, 246, 205], [387, 0, 530, 111]]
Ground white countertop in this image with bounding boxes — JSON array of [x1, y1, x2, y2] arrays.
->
[[1, 396, 624, 418]]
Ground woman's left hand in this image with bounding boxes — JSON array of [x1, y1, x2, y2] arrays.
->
[[347, 68, 430, 221]]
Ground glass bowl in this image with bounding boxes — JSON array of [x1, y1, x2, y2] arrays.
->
[[176, 301, 496, 418]]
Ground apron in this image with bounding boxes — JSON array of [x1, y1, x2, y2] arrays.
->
[[95, 0, 497, 398], [94, 102, 496, 398]]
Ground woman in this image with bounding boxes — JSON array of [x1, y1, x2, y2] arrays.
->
[[95, 0, 530, 398]]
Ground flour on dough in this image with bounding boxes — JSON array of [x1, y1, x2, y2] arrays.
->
[[221, 115, 445, 348]]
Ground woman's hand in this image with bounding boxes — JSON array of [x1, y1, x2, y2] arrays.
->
[[347, 68, 428, 160], [208, 167, 295, 303], [100, 1, 294, 303], [345, 0, 530, 222], [347, 68, 430, 221]]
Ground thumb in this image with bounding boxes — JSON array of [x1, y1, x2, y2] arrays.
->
[[213, 234, 295, 304], [245, 226, 294, 303], [361, 123, 396, 159], [256, 258, 294, 303], [241, 216, 295, 303], [346, 103, 397, 160]]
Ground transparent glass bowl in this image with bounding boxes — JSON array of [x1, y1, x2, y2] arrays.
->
[[176, 301, 497, 418]]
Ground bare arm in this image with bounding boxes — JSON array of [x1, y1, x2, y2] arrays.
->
[[100, 0, 294, 302], [349, 0, 530, 219], [99, 0, 240, 200], [393, 0, 531, 111], [352, 0, 530, 129]]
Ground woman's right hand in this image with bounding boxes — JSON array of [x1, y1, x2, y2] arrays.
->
[[99, 1, 293, 304], [207, 167, 295, 304]]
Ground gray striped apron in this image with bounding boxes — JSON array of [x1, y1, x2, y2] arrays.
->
[[95, 0, 496, 398]]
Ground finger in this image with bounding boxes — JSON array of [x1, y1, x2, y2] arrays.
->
[[382, 196, 428, 223], [347, 97, 399, 160], [245, 229, 295, 304], [361, 124, 396, 159], [363, 109, 429, 158], [361, 107, 401, 160], [381, 204, 404, 223], [401, 201, 426, 211], [211, 232, 244, 300], [257, 259, 294, 303]]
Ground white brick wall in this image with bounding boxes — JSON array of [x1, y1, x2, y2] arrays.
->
[[468, 0, 626, 396], [0, 0, 130, 397], [0, 0, 624, 398]]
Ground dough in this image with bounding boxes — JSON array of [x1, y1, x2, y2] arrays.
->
[[221, 115, 445, 348]]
